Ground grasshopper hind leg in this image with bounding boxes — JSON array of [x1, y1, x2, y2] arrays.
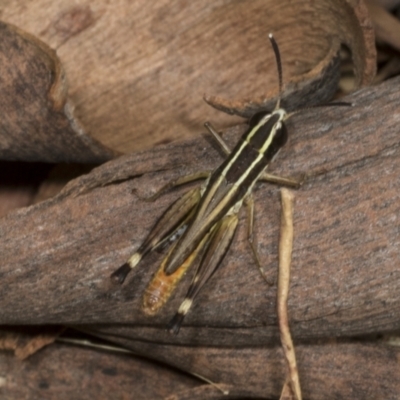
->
[[111, 254, 142, 284], [111, 264, 131, 284], [204, 121, 231, 155], [168, 212, 239, 335], [245, 195, 275, 285], [110, 185, 204, 285]]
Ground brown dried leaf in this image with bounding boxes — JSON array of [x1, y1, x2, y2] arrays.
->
[[0, 21, 117, 163]]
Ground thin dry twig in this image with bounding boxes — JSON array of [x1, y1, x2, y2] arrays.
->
[[278, 189, 301, 400]]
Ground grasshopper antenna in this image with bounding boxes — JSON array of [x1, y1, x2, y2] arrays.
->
[[268, 34, 353, 115], [268, 33, 283, 110], [286, 100, 354, 119]]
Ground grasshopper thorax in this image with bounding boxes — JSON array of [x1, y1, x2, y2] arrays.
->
[[246, 108, 288, 161]]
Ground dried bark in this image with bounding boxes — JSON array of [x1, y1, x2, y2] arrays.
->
[[0, 21, 117, 163], [85, 339, 400, 400], [0, 334, 398, 399], [1, 0, 376, 153], [205, 0, 376, 116], [0, 76, 398, 346], [0, 341, 198, 400]]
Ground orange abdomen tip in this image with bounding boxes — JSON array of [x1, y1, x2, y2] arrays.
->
[[142, 249, 198, 316]]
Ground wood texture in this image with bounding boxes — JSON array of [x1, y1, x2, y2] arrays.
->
[[1, 334, 398, 399], [0, 21, 117, 163], [0, 75, 398, 346], [0, 341, 198, 400], [86, 339, 400, 400], [0, 0, 376, 154]]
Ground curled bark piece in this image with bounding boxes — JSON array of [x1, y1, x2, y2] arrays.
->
[[1, 1, 376, 152], [0, 77, 399, 346], [205, 45, 343, 117], [0, 21, 117, 163], [205, 0, 376, 116]]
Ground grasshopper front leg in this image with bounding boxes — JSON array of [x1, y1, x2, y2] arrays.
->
[[258, 172, 304, 188], [245, 195, 275, 286]]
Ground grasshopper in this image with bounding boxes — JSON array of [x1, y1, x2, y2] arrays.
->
[[111, 34, 343, 334]]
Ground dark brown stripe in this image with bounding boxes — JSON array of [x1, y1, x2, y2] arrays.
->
[[263, 124, 288, 162], [248, 113, 280, 150], [225, 145, 260, 184]]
